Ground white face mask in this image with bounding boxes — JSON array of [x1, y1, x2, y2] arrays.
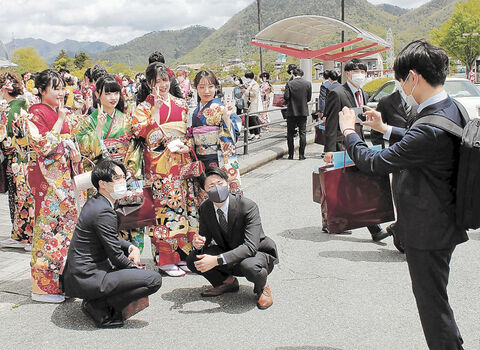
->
[[350, 73, 366, 88], [122, 81, 128, 87], [110, 182, 128, 200], [177, 76, 185, 83], [245, 78, 252, 84], [234, 80, 240, 86], [400, 73, 419, 109]]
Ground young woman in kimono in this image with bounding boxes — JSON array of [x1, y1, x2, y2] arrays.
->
[[76, 74, 144, 251], [0, 72, 34, 251], [27, 69, 82, 303], [190, 70, 242, 195], [133, 62, 199, 277]]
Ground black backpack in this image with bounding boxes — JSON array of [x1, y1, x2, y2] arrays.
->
[[412, 99, 480, 230]]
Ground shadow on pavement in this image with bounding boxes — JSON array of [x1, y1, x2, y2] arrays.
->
[[51, 299, 149, 330], [318, 249, 405, 263], [0, 278, 34, 307], [278, 226, 388, 246], [275, 347, 342, 350], [161, 285, 256, 314]]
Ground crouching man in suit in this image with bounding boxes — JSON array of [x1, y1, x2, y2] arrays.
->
[[186, 167, 279, 309], [62, 160, 162, 328]]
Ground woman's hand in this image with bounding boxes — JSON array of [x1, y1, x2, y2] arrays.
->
[[70, 146, 81, 164], [174, 144, 190, 154], [153, 85, 164, 108], [96, 105, 107, 136], [222, 105, 233, 124]]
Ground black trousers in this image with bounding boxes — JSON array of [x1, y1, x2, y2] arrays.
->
[[405, 246, 464, 350], [287, 116, 307, 157], [92, 269, 162, 312], [186, 245, 275, 294], [248, 114, 260, 135]]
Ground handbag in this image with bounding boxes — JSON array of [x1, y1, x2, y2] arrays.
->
[[314, 120, 326, 145], [179, 151, 206, 179], [116, 186, 156, 230], [272, 93, 285, 107], [313, 164, 395, 234]]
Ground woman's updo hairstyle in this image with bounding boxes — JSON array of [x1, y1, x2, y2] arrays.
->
[[35, 69, 64, 97]]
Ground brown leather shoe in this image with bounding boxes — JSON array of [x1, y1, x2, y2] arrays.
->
[[201, 278, 239, 297], [257, 285, 273, 310]]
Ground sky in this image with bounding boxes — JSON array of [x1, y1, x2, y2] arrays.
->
[[0, 0, 430, 46]]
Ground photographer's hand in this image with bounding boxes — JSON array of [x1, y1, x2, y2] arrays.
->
[[362, 105, 388, 134]]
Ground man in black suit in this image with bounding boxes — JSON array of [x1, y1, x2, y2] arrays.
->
[[322, 59, 389, 241], [370, 89, 415, 147], [340, 40, 468, 350], [62, 160, 162, 328], [284, 68, 312, 160], [186, 167, 279, 309]]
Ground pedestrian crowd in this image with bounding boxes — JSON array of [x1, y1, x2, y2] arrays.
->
[[0, 39, 473, 350]]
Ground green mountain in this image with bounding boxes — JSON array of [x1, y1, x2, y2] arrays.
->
[[376, 3, 410, 16], [176, 0, 460, 65], [5, 38, 110, 63], [92, 25, 215, 67]]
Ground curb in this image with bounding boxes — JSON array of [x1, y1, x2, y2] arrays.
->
[[239, 133, 316, 175]]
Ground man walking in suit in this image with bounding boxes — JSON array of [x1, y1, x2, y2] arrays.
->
[[322, 59, 390, 241], [284, 68, 312, 160], [186, 167, 279, 309], [62, 160, 162, 328], [340, 40, 468, 349]]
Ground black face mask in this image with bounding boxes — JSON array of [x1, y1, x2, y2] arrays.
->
[[207, 185, 229, 203]]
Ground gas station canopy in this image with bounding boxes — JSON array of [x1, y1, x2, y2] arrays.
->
[[251, 15, 390, 62]]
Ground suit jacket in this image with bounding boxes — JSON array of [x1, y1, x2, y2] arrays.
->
[[63, 194, 135, 299], [370, 91, 412, 147], [345, 96, 468, 250], [324, 83, 368, 152], [284, 77, 312, 118], [198, 194, 279, 265]]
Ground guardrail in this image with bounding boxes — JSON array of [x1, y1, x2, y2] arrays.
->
[[238, 100, 318, 155]]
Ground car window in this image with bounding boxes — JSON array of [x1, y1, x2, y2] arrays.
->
[[372, 82, 395, 102], [444, 80, 480, 97]]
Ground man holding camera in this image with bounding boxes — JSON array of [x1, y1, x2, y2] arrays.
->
[[322, 58, 390, 241]]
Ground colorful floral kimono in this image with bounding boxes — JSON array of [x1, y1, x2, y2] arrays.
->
[[133, 94, 199, 266], [27, 103, 80, 295], [0, 99, 35, 243], [77, 108, 144, 250], [190, 98, 242, 194]]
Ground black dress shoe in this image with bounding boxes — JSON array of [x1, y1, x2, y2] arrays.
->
[[371, 229, 392, 242], [201, 277, 239, 297], [387, 224, 405, 253], [299, 155, 306, 160], [99, 311, 124, 328], [288, 155, 294, 160], [321, 227, 329, 233], [82, 300, 124, 328]]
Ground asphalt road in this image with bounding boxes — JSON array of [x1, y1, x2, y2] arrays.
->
[[0, 142, 479, 350]]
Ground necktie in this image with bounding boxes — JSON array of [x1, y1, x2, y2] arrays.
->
[[217, 208, 228, 233], [355, 90, 362, 107]]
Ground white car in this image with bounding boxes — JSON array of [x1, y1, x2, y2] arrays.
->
[[367, 78, 480, 119]]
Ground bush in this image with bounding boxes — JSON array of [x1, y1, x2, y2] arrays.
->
[[363, 77, 392, 96]]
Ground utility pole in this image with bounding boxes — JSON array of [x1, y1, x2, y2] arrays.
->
[[257, 0, 263, 73], [340, 0, 345, 76]]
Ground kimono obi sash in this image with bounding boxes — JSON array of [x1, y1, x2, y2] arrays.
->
[[192, 125, 219, 156]]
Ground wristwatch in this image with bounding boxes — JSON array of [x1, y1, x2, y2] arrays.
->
[[217, 255, 225, 265]]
